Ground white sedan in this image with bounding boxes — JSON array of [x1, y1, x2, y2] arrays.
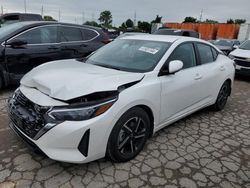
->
[[8, 35, 235, 163]]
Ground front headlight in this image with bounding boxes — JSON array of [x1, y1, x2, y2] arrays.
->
[[228, 54, 235, 60], [46, 98, 117, 122]]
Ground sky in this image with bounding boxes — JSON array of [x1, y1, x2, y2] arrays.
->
[[1, 0, 250, 26]]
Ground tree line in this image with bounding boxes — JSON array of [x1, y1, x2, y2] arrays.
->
[[43, 11, 247, 33]]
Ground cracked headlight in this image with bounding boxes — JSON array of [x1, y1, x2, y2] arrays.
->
[[46, 98, 117, 122]]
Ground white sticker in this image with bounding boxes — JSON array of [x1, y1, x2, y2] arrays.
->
[[138, 46, 159, 54]]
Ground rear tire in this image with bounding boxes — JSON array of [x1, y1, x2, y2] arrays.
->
[[106, 107, 151, 162], [213, 81, 231, 111]]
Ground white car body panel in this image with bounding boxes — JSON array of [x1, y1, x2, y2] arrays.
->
[[21, 59, 144, 101], [230, 48, 250, 58], [9, 35, 235, 163]]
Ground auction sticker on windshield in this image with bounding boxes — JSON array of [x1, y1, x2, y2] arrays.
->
[[138, 46, 159, 54]]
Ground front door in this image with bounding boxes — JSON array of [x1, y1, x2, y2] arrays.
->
[[159, 43, 204, 124], [4, 25, 60, 81]]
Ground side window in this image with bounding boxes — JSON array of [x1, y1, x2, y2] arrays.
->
[[81, 29, 98, 41], [197, 43, 214, 64], [211, 47, 219, 60], [13, 26, 57, 44], [60, 26, 83, 42], [168, 43, 196, 69]]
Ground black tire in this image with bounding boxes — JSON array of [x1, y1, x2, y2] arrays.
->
[[0, 75, 3, 90], [213, 81, 231, 111], [106, 107, 151, 162]]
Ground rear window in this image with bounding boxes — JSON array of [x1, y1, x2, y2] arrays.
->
[[60, 26, 83, 42], [81, 28, 98, 41]]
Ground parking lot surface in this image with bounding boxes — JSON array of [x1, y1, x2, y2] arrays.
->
[[0, 77, 250, 188]]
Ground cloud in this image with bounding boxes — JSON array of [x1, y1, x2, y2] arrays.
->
[[1, 0, 249, 25]]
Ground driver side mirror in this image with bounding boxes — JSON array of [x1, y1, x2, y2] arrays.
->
[[6, 39, 27, 48], [168, 60, 183, 74]]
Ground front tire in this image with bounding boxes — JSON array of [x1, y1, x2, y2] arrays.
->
[[213, 81, 231, 111], [106, 107, 151, 162]]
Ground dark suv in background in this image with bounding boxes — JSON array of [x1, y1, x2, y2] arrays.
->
[[0, 21, 110, 89], [0, 13, 43, 27]]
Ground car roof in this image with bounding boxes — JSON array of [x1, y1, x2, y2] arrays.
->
[[120, 34, 201, 43], [8, 21, 102, 31]]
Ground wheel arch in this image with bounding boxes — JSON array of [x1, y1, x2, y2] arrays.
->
[[129, 104, 155, 138]]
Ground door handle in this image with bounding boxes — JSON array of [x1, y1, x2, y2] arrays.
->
[[194, 73, 202, 80], [220, 66, 225, 71]]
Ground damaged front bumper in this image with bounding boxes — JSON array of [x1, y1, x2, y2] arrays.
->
[[7, 87, 119, 163]]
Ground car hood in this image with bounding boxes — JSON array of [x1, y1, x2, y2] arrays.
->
[[21, 59, 144, 101], [230, 48, 250, 58]]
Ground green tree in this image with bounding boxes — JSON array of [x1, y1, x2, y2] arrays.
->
[[183, 16, 197, 23], [43, 15, 57, 21], [151, 15, 162, 23], [98, 10, 112, 28], [84, 21, 100, 27], [138, 21, 151, 33], [204, 19, 219, 24], [234, 19, 246, 24], [125, 19, 134, 28], [227, 18, 234, 24]]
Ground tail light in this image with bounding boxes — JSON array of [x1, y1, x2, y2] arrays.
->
[[102, 33, 112, 44]]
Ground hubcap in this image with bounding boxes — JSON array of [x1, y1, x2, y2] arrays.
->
[[117, 117, 146, 155]]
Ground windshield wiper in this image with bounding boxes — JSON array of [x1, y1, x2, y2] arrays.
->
[[94, 64, 121, 70]]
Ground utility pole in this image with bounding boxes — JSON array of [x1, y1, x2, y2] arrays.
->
[[41, 6, 44, 17], [199, 9, 203, 22], [1, 5, 3, 15], [58, 9, 61, 22], [24, 0, 27, 13], [134, 11, 137, 27], [82, 11, 85, 24], [92, 12, 95, 22]]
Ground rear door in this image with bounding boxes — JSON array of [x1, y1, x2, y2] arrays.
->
[[59, 25, 91, 59], [4, 25, 60, 80], [194, 42, 225, 101]]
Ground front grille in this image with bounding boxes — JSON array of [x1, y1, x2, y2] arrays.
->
[[8, 90, 49, 139], [235, 59, 250, 68]]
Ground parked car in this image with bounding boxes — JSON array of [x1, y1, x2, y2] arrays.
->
[[8, 35, 234, 163], [0, 13, 43, 27], [152, 28, 200, 38], [212, 39, 240, 55], [116, 32, 147, 39], [0, 21, 110, 89], [229, 39, 250, 76]]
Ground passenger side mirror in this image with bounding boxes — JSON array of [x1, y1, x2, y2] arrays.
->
[[233, 45, 239, 49], [168, 60, 183, 74], [6, 39, 27, 48]]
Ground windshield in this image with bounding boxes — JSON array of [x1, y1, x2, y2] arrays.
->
[[239, 40, 250, 50], [0, 22, 27, 40], [85, 39, 171, 73], [213, 40, 233, 47]]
